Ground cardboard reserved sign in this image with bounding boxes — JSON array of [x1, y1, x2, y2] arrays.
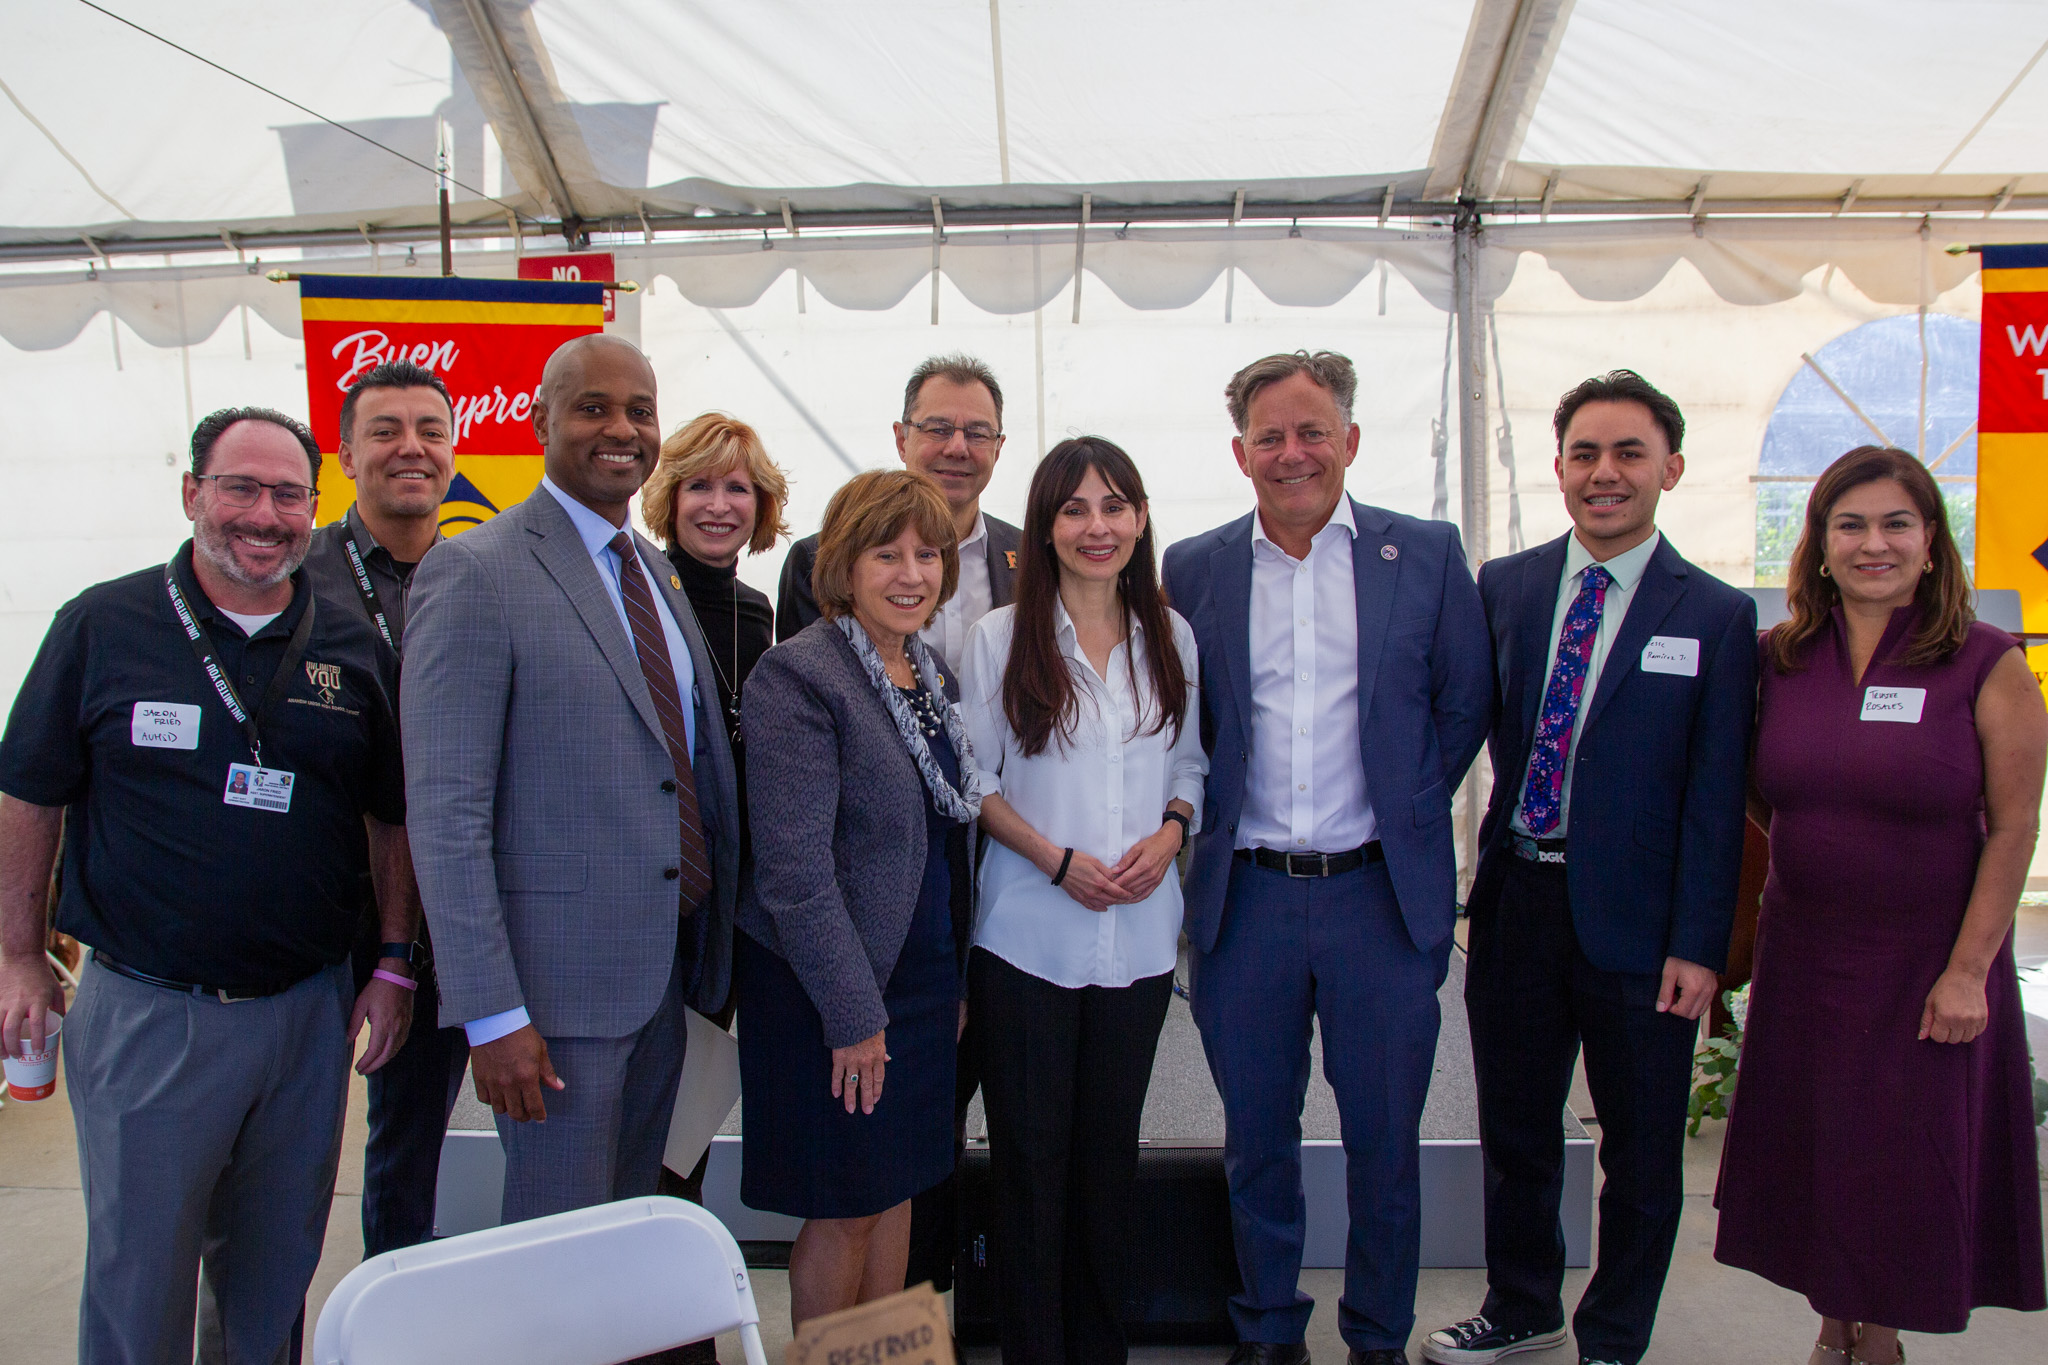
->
[[784, 1283, 954, 1365]]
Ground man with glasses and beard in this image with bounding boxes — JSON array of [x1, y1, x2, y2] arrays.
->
[[0, 407, 412, 1365]]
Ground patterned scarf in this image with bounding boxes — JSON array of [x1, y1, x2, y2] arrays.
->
[[836, 615, 985, 823]]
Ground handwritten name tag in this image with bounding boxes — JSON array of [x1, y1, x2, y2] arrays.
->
[[131, 702, 200, 750], [1640, 636, 1699, 677], [1860, 686, 1926, 723]]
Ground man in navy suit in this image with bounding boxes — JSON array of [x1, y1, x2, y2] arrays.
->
[[1422, 372, 1755, 1365], [1163, 351, 1492, 1365]]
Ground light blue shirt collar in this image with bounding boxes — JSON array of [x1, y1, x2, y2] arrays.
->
[[1563, 527, 1660, 595], [541, 473, 632, 560]]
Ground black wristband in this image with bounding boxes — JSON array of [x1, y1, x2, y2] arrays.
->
[[1162, 810, 1191, 851], [1050, 848, 1075, 887], [378, 941, 423, 969]]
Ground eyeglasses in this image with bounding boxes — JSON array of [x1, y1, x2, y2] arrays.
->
[[195, 474, 317, 515], [906, 418, 1002, 450]]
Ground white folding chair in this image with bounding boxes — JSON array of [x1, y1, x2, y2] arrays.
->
[[312, 1195, 769, 1365]]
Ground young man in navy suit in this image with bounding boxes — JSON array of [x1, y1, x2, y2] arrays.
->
[[1423, 372, 1756, 1365], [1163, 351, 1492, 1365]]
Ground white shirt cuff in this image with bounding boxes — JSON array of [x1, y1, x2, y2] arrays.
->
[[464, 1006, 531, 1046], [1170, 779, 1207, 832]]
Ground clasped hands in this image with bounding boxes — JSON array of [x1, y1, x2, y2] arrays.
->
[[1043, 823, 1184, 913]]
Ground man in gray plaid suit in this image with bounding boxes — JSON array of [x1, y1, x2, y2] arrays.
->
[[402, 334, 741, 1221]]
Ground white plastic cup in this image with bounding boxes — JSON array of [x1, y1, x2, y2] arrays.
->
[[3, 1010, 63, 1101]]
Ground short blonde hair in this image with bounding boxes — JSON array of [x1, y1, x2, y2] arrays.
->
[[641, 412, 791, 556], [812, 470, 959, 626]]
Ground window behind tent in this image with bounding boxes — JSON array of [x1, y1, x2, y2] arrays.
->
[[1754, 314, 1978, 586]]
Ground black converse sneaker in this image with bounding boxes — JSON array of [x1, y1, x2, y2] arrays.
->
[[1420, 1314, 1569, 1364]]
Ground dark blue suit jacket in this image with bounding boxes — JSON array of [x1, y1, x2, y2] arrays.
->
[[1162, 499, 1493, 956], [1470, 532, 1757, 975]]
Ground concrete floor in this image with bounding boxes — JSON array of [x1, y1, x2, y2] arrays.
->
[[7, 911, 2048, 1363]]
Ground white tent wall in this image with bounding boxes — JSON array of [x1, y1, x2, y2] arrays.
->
[[0, 239, 1475, 720], [1480, 240, 1985, 585], [3, 221, 2045, 891], [0, 296, 309, 717]]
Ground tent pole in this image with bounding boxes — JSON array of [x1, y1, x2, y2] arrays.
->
[[1451, 198, 1492, 908], [1453, 202, 1489, 566]]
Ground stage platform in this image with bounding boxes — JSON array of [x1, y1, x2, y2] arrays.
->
[[436, 944, 1594, 1269]]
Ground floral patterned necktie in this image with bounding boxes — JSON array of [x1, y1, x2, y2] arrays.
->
[[1519, 564, 1612, 836]]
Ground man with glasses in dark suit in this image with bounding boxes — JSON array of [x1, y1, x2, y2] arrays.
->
[[778, 352, 1021, 655]]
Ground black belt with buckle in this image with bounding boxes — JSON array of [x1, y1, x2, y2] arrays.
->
[[1509, 833, 1568, 865], [93, 950, 304, 1004], [1236, 842, 1384, 878]]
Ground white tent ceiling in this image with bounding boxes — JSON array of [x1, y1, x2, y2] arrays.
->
[[5, 0, 2045, 255]]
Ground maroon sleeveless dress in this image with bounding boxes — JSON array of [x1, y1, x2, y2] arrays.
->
[[1714, 608, 2045, 1332]]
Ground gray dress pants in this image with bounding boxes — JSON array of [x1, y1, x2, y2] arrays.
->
[[66, 957, 353, 1365], [496, 940, 690, 1224]]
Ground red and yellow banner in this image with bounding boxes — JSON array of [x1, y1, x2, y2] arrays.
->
[[1973, 244, 2048, 676], [299, 274, 604, 533]]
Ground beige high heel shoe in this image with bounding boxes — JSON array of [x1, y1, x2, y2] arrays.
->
[[1808, 1343, 1851, 1365]]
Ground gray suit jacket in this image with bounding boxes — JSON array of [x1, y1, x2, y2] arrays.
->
[[402, 487, 742, 1037], [739, 619, 957, 1048]]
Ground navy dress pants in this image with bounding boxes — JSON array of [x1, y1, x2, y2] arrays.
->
[[1191, 855, 1449, 1353], [1464, 853, 1699, 1365]]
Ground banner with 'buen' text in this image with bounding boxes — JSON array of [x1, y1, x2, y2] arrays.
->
[[298, 274, 605, 533], [1973, 244, 2048, 681]]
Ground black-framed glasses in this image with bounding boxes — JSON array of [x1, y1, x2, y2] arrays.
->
[[195, 474, 317, 515], [906, 418, 1002, 449]]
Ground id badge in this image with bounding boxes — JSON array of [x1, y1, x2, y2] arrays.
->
[[223, 763, 295, 813]]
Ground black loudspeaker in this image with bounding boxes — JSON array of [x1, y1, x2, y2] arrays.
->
[[953, 1140, 1242, 1346]]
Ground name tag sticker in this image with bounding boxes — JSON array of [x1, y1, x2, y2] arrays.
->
[[1640, 636, 1700, 677], [131, 702, 200, 750], [223, 763, 295, 812], [1860, 686, 1927, 723]]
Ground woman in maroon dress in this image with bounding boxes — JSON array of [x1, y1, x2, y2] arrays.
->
[[1716, 446, 2047, 1363]]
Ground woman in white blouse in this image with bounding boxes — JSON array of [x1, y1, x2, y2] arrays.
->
[[960, 436, 1206, 1365]]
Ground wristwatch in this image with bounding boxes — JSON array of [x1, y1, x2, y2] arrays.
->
[[378, 941, 428, 970], [1162, 809, 1192, 850]]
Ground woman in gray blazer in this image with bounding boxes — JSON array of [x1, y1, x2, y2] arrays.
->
[[735, 469, 985, 1330]]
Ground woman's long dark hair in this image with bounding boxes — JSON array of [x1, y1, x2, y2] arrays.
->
[[1767, 444, 1973, 674], [1003, 437, 1188, 757]]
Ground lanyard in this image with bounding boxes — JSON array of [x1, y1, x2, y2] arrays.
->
[[341, 531, 395, 650], [163, 564, 317, 768]]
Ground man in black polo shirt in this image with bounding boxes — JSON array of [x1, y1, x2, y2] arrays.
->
[[0, 407, 414, 1365], [303, 359, 467, 1259]]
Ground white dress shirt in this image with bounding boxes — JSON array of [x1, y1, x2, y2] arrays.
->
[[1509, 530, 1662, 839], [961, 602, 1207, 989], [465, 477, 701, 1047], [1237, 497, 1375, 854], [922, 512, 991, 667]]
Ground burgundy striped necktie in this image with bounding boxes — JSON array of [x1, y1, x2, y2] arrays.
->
[[609, 531, 713, 913]]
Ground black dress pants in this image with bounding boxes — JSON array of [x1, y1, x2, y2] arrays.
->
[[971, 948, 1172, 1365], [349, 926, 470, 1256], [1464, 854, 1701, 1365]]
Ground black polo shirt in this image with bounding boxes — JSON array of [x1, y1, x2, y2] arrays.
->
[[302, 505, 439, 654], [0, 542, 405, 986]]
